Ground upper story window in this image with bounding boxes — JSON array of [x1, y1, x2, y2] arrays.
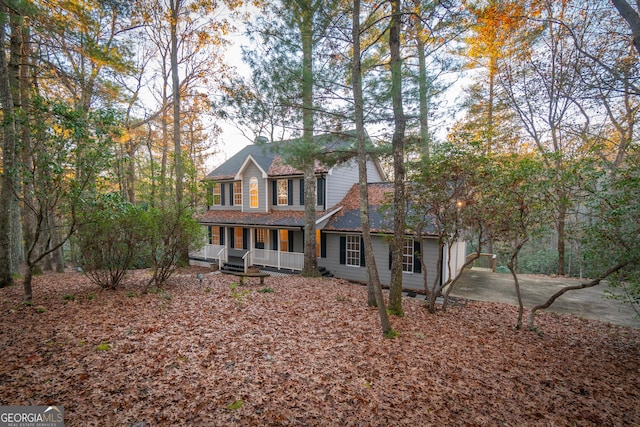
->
[[277, 179, 288, 205], [212, 183, 221, 206], [233, 181, 242, 206], [249, 177, 259, 208]]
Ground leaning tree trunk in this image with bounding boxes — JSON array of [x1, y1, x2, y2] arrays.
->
[[527, 261, 632, 330]]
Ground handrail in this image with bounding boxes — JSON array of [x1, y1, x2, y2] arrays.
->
[[242, 250, 253, 273], [216, 247, 227, 265], [466, 252, 497, 272]]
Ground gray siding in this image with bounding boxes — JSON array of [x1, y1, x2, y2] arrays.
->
[[325, 158, 384, 208], [291, 230, 304, 253], [318, 232, 441, 290], [269, 177, 327, 212], [443, 240, 467, 282]]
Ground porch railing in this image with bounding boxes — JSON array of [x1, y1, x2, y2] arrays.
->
[[191, 244, 227, 265], [253, 248, 304, 271]]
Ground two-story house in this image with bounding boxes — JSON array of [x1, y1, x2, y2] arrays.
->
[[191, 132, 466, 291]]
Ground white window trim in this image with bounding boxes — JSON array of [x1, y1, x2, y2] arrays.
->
[[212, 183, 221, 206], [233, 181, 242, 206], [346, 235, 361, 267], [402, 238, 414, 274], [277, 179, 288, 206], [249, 177, 259, 209]]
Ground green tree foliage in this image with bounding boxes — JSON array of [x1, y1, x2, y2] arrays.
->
[[407, 143, 493, 313], [19, 98, 119, 300], [76, 194, 204, 290], [484, 153, 552, 329], [76, 193, 150, 289], [582, 152, 640, 316], [145, 203, 204, 289]]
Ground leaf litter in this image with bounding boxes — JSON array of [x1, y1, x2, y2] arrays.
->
[[0, 268, 638, 426]]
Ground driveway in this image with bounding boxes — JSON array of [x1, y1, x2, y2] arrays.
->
[[448, 268, 640, 329]]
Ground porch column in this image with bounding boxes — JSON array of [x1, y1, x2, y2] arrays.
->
[[249, 227, 254, 266]]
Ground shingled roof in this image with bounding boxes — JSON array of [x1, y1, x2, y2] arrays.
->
[[324, 183, 438, 235], [198, 209, 332, 228], [203, 132, 361, 182]]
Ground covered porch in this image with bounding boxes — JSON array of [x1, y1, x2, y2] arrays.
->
[[190, 225, 305, 273]]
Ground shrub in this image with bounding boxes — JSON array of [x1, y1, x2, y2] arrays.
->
[[76, 193, 150, 289], [142, 203, 204, 291], [76, 195, 204, 291]]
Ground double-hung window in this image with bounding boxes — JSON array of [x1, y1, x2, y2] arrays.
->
[[346, 235, 361, 267], [277, 179, 288, 205], [249, 177, 258, 208], [210, 227, 221, 245], [212, 183, 221, 206], [402, 238, 414, 273], [233, 181, 242, 206]]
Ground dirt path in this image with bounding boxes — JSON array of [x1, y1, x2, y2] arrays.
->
[[449, 268, 640, 328]]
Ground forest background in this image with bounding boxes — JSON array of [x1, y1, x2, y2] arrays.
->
[[0, 0, 638, 322]]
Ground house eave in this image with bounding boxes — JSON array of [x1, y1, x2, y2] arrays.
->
[[236, 154, 268, 180]]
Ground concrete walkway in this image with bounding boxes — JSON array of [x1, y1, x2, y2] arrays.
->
[[448, 268, 640, 328]]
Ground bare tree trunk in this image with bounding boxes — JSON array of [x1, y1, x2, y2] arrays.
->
[[413, 4, 430, 161], [170, 0, 189, 264], [425, 241, 444, 313], [19, 20, 34, 278], [300, 5, 318, 277], [556, 200, 566, 275], [442, 253, 480, 311], [8, 12, 24, 273], [0, 3, 18, 287], [50, 213, 65, 273], [507, 239, 528, 329], [353, 0, 392, 334], [160, 86, 169, 208], [170, 0, 183, 206], [146, 128, 157, 207], [388, 0, 406, 317], [126, 137, 137, 204]]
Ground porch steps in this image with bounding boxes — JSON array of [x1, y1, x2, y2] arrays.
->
[[318, 267, 333, 278], [221, 262, 245, 274]]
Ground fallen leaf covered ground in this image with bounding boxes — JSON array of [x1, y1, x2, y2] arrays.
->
[[1, 268, 638, 426]]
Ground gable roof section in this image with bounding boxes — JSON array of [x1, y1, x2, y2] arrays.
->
[[203, 131, 384, 182], [236, 154, 268, 179], [204, 145, 275, 181]]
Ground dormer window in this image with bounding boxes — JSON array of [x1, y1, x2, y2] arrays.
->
[[249, 177, 259, 208]]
